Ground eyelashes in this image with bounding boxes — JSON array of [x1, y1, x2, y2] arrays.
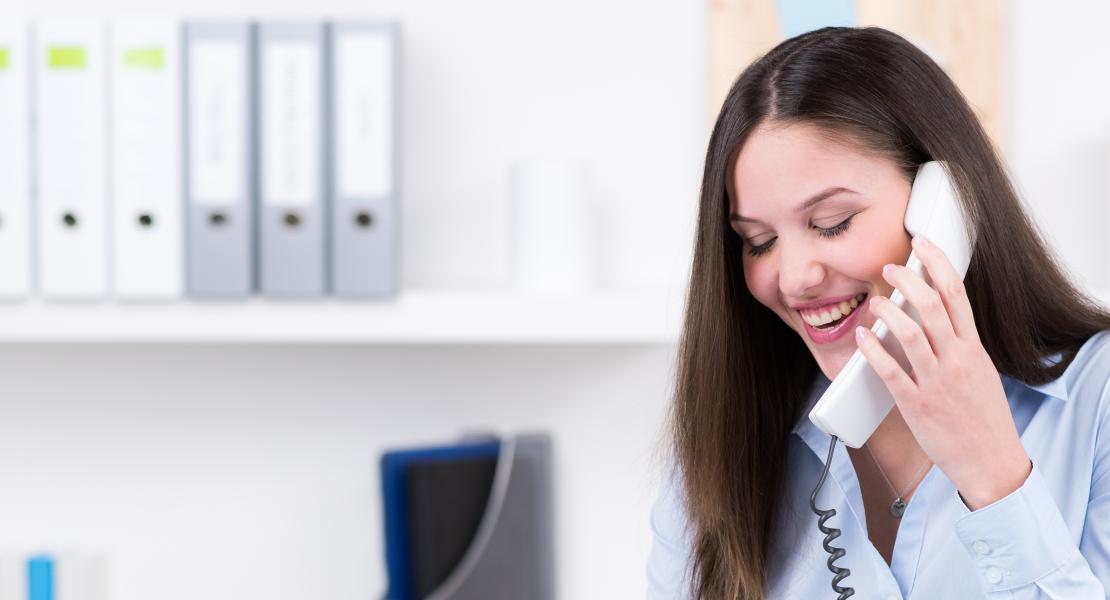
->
[[743, 216, 855, 258]]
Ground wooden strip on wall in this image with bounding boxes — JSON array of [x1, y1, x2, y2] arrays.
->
[[707, 0, 1007, 155], [855, 0, 1007, 155]]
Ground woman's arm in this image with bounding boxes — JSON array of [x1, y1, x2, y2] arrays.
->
[[950, 373, 1110, 599], [952, 460, 1108, 598]]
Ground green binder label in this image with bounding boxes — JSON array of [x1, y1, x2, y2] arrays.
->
[[48, 46, 86, 69], [122, 47, 163, 69], [0, 48, 9, 70]]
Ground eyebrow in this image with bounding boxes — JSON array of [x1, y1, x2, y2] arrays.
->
[[729, 187, 857, 224]]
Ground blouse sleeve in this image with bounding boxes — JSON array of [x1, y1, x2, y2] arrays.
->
[[950, 378, 1110, 598], [646, 463, 694, 600]]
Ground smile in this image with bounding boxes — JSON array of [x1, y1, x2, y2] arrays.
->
[[800, 293, 868, 327], [799, 292, 868, 344]]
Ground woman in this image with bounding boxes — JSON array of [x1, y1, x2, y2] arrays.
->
[[647, 26, 1110, 599]]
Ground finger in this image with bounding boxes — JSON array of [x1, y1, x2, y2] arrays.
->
[[911, 235, 978, 340], [855, 324, 918, 398], [882, 263, 957, 354], [868, 294, 938, 382]]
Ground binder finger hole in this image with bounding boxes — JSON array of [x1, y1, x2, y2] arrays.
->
[[138, 214, 154, 228], [283, 212, 301, 228], [209, 212, 227, 227], [62, 212, 78, 228], [355, 211, 373, 229]]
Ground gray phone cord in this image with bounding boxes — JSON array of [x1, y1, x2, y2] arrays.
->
[[809, 435, 855, 598]]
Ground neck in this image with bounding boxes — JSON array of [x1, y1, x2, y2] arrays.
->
[[852, 407, 930, 486]]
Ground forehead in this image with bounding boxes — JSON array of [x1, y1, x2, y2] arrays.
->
[[729, 122, 887, 212]]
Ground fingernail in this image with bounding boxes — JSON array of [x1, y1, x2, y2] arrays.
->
[[869, 295, 881, 308], [914, 235, 930, 247], [882, 264, 893, 275], [856, 326, 867, 340]]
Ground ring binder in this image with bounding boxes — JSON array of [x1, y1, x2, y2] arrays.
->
[[184, 22, 256, 296]]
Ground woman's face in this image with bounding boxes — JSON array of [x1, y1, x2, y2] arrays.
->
[[729, 121, 914, 380]]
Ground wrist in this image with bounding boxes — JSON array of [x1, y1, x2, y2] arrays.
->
[[957, 456, 1032, 511]]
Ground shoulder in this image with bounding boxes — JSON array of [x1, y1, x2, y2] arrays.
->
[[1066, 330, 1110, 496], [647, 460, 695, 598], [1072, 329, 1110, 376], [649, 460, 693, 552], [1014, 330, 1110, 407], [1063, 330, 1110, 412], [1081, 330, 1110, 429]]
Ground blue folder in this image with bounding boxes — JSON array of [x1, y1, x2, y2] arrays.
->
[[380, 439, 501, 600]]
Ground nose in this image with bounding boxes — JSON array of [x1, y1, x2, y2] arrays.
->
[[777, 238, 826, 299]]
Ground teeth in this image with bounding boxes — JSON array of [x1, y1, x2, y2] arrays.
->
[[802, 293, 867, 327]]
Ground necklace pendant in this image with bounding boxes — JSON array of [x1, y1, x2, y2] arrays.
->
[[890, 498, 907, 518]]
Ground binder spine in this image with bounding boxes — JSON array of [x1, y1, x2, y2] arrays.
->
[[110, 19, 184, 299], [328, 22, 400, 297], [34, 19, 109, 298], [184, 22, 256, 297], [257, 22, 326, 296]]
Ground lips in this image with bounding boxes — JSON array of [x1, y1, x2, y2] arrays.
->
[[801, 295, 866, 344], [799, 292, 867, 327]]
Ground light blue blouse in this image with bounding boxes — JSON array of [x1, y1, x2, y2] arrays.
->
[[647, 330, 1110, 599]]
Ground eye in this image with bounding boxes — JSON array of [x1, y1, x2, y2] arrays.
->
[[815, 215, 854, 239], [745, 238, 774, 258], [742, 215, 856, 258]]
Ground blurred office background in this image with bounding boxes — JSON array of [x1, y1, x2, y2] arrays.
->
[[1, 0, 1108, 599]]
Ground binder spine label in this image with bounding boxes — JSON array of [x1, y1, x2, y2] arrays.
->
[[188, 40, 245, 206], [335, 33, 393, 199], [262, 41, 319, 207]]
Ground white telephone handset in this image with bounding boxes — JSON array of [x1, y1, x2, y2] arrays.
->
[[807, 161, 976, 448]]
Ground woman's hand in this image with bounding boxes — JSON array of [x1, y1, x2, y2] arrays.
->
[[855, 234, 1031, 511]]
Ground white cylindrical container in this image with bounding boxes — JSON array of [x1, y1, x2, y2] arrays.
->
[[509, 159, 597, 293]]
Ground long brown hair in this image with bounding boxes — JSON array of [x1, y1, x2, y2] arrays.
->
[[670, 26, 1110, 599]]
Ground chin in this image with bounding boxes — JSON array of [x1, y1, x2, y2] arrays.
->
[[809, 341, 858, 381]]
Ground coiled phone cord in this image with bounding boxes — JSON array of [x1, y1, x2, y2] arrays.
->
[[809, 435, 855, 598]]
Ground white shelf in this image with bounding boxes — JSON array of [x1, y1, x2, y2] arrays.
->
[[8, 284, 1098, 344], [0, 287, 687, 344]]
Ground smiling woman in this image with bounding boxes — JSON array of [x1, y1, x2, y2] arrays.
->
[[647, 26, 1110, 600]]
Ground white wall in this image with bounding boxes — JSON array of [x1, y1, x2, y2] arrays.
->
[[1008, 0, 1110, 293], [4, 1, 1109, 599]]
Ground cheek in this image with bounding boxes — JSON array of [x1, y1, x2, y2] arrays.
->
[[820, 226, 905, 281], [823, 243, 883, 280]]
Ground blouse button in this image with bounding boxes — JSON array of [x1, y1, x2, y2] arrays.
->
[[973, 540, 992, 555], [986, 566, 1004, 584]]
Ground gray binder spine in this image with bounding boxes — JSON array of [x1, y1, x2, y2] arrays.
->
[[257, 23, 326, 296], [327, 22, 400, 297], [184, 22, 256, 297]]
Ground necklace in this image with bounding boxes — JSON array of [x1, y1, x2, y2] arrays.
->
[[864, 443, 932, 518]]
